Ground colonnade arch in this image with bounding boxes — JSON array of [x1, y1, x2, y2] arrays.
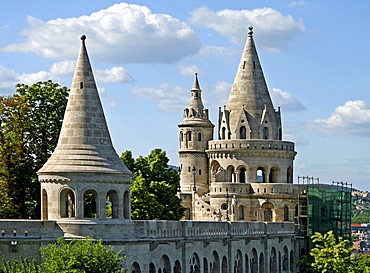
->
[[133, 245, 294, 273], [60, 188, 75, 218], [209, 162, 289, 184]]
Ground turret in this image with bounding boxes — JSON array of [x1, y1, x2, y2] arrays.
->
[[38, 35, 132, 221], [178, 74, 214, 196], [219, 26, 282, 141]]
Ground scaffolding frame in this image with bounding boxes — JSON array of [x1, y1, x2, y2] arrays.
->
[[297, 176, 352, 241]]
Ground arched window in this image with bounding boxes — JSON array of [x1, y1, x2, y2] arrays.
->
[[187, 131, 192, 141], [269, 167, 279, 183], [270, 248, 277, 273], [189, 253, 200, 273], [239, 167, 246, 183], [245, 254, 249, 273], [259, 253, 265, 273], [221, 256, 227, 273], [174, 260, 181, 273], [130, 262, 141, 273], [212, 251, 220, 273], [222, 127, 226, 140], [239, 205, 245, 220], [198, 132, 202, 141], [283, 247, 288, 271], [287, 167, 293, 183], [180, 131, 183, 142], [251, 249, 258, 272], [106, 190, 119, 219], [149, 263, 156, 273], [240, 126, 246, 139], [203, 258, 208, 273], [60, 188, 75, 218], [84, 190, 97, 218], [124, 190, 130, 219], [159, 255, 171, 273], [262, 202, 274, 222], [284, 206, 289, 221], [257, 167, 266, 183], [263, 127, 269, 139], [42, 189, 48, 220], [234, 250, 243, 273], [290, 250, 294, 272], [227, 165, 234, 182]]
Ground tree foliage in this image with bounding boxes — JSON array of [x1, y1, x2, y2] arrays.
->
[[120, 149, 184, 220], [351, 254, 370, 273], [0, 237, 126, 273], [301, 230, 353, 273], [0, 81, 69, 219]]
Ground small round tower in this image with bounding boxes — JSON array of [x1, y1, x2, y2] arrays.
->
[[178, 74, 214, 196], [38, 36, 132, 221]]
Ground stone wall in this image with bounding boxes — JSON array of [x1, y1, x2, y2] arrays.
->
[[0, 219, 303, 272]]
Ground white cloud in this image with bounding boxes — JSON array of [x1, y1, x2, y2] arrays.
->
[[203, 81, 231, 109], [179, 65, 200, 76], [288, 1, 306, 7], [50, 60, 76, 76], [0, 65, 60, 94], [1, 3, 201, 64], [95, 66, 134, 83], [0, 65, 19, 93], [270, 88, 307, 112], [197, 46, 241, 58], [189, 7, 305, 52], [18, 71, 58, 85], [306, 100, 370, 137], [132, 83, 189, 112]]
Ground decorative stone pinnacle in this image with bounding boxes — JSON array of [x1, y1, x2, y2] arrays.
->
[[248, 25, 253, 37], [80, 34, 86, 41]]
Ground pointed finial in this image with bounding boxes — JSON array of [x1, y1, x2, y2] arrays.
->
[[80, 35, 86, 43], [192, 72, 201, 90], [248, 25, 253, 37]]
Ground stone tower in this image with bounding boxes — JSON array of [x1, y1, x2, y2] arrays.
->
[[181, 27, 298, 222], [38, 35, 132, 221], [178, 74, 214, 218]]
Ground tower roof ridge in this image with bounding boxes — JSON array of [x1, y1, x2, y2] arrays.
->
[[38, 35, 131, 176]]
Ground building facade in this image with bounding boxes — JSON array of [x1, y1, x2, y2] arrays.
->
[[0, 29, 305, 273], [179, 26, 299, 225]]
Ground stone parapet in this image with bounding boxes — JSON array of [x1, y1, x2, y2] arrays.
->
[[208, 139, 295, 152]]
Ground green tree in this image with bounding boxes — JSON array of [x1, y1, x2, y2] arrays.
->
[[120, 149, 185, 220], [302, 230, 353, 273], [351, 254, 370, 273], [1, 256, 40, 273], [0, 81, 69, 219], [40, 237, 125, 273], [0, 238, 126, 273]]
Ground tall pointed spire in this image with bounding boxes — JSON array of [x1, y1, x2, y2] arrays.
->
[[222, 26, 281, 140], [38, 35, 131, 176], [188, 73, 205, 114]]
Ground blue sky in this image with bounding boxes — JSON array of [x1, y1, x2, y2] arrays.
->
[[1, 1, 370, 190]]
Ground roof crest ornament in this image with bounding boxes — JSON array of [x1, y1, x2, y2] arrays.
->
[[248, 25, 253, 37]]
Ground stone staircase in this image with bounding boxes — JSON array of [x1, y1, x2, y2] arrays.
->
[[194, 194, 228, 221]]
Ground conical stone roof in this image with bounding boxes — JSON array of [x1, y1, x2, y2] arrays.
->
[[38, 35, 131, 178], [224, 26, 281, 139], [179, 73, 213, 127]]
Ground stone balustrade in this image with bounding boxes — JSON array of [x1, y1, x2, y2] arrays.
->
[[207, 139, 295, 152]]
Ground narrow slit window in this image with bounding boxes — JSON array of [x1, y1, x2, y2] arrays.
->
[[80, 82, 83, 89], [253, 61, 256, 69], [243, 61, 246, 69]]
